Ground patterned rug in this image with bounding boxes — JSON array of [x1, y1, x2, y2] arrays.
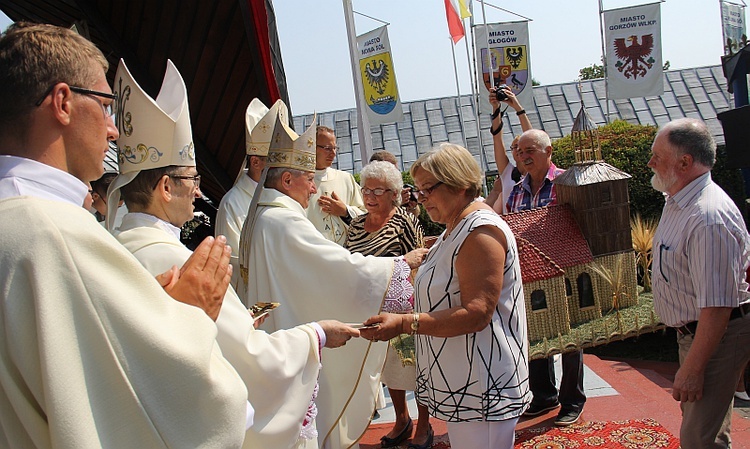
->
[[427, 418, 679, 449]]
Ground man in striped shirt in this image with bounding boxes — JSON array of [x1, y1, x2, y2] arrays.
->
[[650, 118, 750, 449], [505, 129, 566, 213]]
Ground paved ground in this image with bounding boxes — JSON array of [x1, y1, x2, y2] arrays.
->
[[364, 354, 750, 448]]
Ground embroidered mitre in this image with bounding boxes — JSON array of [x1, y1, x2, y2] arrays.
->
[[267, 111, 317, 173]]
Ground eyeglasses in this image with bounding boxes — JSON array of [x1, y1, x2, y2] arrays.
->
[[415, 181, 444, 199], [362, 187, 392, 196], [316, 144, 339, 152], [170, 174, 201, 189], [35, 84, 117, 117]]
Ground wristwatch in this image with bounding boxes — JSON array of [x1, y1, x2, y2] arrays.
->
[[410, 313, 420, 335]]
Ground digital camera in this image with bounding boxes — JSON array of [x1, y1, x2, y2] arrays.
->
[[494, 84, 509, 101]]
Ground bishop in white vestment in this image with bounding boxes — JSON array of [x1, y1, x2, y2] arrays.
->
[[241, 114, 425, 449]]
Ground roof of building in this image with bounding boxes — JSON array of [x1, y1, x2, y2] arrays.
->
[[516, 237, 566, 284], [554, 161, 632, 186], [1, 0, 288, 203], [293, 65, 732, 174], [505, 205, 594, 270]]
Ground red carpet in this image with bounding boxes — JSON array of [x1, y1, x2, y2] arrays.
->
[[403, 418, 679, 449], [514, 418, 679, 449]]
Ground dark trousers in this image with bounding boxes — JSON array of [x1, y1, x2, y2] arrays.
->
[[528, 350, 586, 411]]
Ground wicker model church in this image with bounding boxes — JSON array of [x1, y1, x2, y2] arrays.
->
[[503, 106, 639, 343]]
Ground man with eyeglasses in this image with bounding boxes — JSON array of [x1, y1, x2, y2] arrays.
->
[[241, 113, 429, 449], [0, 23, 250, 447], [649, 118, 750, 449], [483, 86, 532, 215], [111, 61, 361, 448], [505, 129, 586, 427], [306, 125, 366, 245]]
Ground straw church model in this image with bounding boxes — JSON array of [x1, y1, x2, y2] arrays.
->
[[503, 106, 639, 343]]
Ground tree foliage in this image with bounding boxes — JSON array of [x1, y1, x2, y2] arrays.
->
[[578, 63, 605, 80], [577, 61, 671, 81], [552, 120, 745, 220]]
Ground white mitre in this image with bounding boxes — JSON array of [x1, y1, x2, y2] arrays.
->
[[266, 111, 317, 173], [232, 98, 289, 185], [237, 111, 316, 286], [106, 59, 194, 231]]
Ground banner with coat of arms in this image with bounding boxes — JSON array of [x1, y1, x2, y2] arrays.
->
[[604, 3, 664, 100], [721, 1, 747, 56], [473, 21, 533, 115], [356, 25, 404, 125]]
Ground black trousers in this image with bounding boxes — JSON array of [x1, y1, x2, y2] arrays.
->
[[528, 349, 586, 411]]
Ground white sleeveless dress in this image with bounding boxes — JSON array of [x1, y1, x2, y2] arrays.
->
[[414, 209, 530, 421]]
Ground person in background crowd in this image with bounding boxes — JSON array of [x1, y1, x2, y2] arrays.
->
[[90, 171, 123, 223], [506, 129, 586, 427], [483, 85, 532, 215], [307, 125, 366, 245]]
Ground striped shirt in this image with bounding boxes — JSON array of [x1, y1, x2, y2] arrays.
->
[[344, 208, 424, 257], [506, 162, 565, 213], [651, 172, 750, 327]]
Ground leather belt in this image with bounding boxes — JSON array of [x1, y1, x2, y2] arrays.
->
[[675, 303, 750, 336]]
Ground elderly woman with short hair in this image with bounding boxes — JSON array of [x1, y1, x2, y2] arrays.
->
[[361, 144, 530, 449], [344, 160, 430, 449]]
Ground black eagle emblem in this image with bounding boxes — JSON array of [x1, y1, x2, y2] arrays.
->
[[365, 59, 390, 95]]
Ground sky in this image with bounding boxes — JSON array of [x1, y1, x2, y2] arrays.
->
[[0, 1, 738, 116], [274, 0, 738, 115]]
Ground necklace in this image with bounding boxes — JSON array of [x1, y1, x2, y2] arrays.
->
[[446, 200, 473, 236]]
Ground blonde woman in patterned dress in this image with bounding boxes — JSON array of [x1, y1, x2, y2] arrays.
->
[[361, 144, 530, 449], [344, 161, 431, 448]]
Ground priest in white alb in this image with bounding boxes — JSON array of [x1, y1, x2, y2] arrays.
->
[[107, 59, 360, 449], [239, 113, 428, 449], [215, 98, 288, 298]]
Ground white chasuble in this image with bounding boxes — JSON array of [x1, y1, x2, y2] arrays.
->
[[307, 167, 366, 245], [115, 212, 323, 449], [247, 188, 392, 449], [0, 198, 247, 448]]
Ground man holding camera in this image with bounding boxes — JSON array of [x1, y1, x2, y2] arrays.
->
[[504, 128, 586, 427], [484, 85, 532, 214]]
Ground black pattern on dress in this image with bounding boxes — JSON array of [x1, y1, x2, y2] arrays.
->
[[413, 210, 530, 422]]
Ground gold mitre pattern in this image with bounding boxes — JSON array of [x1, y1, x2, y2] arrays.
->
[[246, 98, 288, 157], [267, 112, 317, 173], [114, 58, 195, 174]]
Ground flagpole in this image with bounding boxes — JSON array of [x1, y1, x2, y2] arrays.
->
[[449, 36, 469, 150], [598, 0, 611, 124], [479, 0, 495, 94], [343, 0, 373, 165], [464, 12, 486, 174]]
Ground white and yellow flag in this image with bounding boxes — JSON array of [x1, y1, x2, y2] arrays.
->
[[356, 26, 404, 125], [604, 3, 664, 99], [473, 21, 533, 114]]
